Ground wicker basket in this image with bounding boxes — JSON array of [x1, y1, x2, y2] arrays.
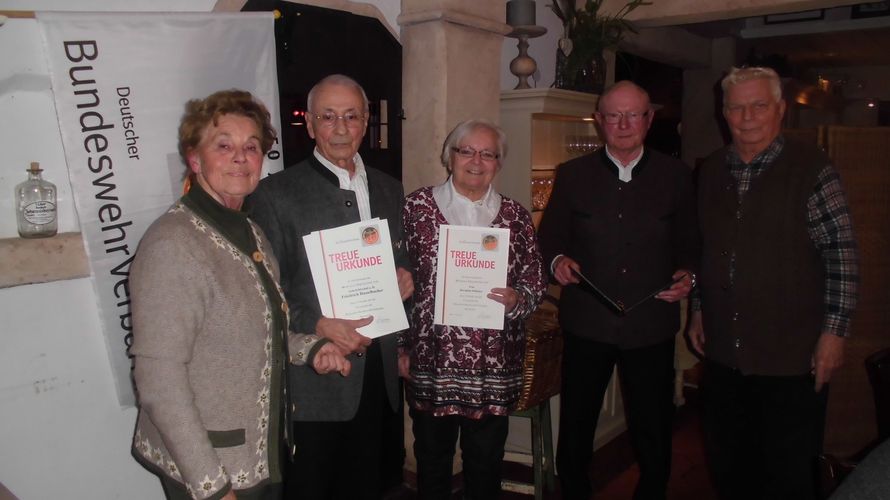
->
[[514, 307, 563, 412]]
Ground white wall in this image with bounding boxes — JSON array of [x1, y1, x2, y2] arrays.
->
[[1, 2, 212, 499], [0, 0, 215, 10], [0, 278, 160, 499]]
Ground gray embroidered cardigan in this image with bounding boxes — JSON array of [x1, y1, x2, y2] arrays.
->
[[130, 184, 328, 499]]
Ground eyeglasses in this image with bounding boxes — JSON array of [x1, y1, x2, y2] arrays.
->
[[451, 146, 499, 162], [312, 111, 365, 128], [599, 110, 650, 124]]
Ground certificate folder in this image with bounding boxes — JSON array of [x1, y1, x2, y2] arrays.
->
[[302, 218, 408, 338], [434, 225, 510, 330], [571, 268, 686, 316]]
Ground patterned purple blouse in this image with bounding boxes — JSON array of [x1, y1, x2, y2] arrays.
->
[[401, 186, 545, 418]]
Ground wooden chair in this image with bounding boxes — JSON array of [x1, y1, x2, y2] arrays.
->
[[503, 303, 562, 500]]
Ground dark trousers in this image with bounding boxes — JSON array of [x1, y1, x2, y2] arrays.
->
[[556, 333, 675, 500], [411, 408, 509, 500], [286, 341, 398, 500], [701, 360, 828, 500]]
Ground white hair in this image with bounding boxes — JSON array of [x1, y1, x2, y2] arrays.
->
[[306, 74, 369, 114], [721, 66, 782, 104], [440, 118, 508, 172]]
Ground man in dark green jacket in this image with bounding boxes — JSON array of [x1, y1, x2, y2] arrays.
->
[[248, 74, 413, 500]]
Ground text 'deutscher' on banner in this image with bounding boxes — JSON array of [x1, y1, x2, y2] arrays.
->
[[37, 11, 283, 406]]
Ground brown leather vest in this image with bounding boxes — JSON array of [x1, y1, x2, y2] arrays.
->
[[698, 140, 826, 375]]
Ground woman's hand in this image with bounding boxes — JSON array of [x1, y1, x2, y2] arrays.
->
[[398, 348, 411, 380], [311, 342, 352, 376], [396, 267, 415, 301], [488, 287, 519, 314], [221, 490, 237, 500]]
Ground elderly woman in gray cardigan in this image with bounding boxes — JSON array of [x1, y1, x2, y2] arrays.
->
[[130, 90, 349, 500]]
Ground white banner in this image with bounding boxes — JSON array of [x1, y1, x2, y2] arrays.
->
[[38, 12, 284, 406]]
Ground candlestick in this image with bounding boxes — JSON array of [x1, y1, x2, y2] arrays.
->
[[506, 0, 536, 27], [507, 26, 547, 90]]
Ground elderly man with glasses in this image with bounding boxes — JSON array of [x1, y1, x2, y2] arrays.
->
[[689, 66, 859, 500], [538, 80, 700, 500], [248, 74, 413, 500]]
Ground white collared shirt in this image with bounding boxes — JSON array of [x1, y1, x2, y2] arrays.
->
[[432, 176, 502, 228], [314, 148, 372, 221], [605, 146, 645, 183]]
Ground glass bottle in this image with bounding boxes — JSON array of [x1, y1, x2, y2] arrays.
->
[[15, 162, 58, 238]]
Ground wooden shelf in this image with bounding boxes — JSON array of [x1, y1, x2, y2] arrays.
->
[[0, 232, 89, 288], [498, 89, 600, 211]]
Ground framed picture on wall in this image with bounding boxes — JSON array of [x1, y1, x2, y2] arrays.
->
[[764, 9, 824, 24], [852, 2, 890, 19]]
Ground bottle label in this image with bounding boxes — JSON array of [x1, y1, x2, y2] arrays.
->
[[23, 201, 57, 225]]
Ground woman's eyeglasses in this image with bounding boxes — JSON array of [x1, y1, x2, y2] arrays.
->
[[451, 146, 499, 162]]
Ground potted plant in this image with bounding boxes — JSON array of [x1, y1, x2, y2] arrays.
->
[[550, 0, 651, 93]]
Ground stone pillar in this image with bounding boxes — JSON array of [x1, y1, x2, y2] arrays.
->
[[399, 0, 511, 194], [397, 1, 509, 476]]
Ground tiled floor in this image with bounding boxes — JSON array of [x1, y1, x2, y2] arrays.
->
[[387, 385, 717, 499]]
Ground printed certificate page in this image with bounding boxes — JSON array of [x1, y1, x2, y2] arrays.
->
[[303, 218, 408, 338], [433, 225, 510, 330]]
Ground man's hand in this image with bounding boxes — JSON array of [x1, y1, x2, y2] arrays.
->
[[316, 316, 373, 355], [488, 287, 519, 314], [397, 267, 414, 301], [312, 342, 352, 377], [553, 255, 581, 286], [398, 348, 411, 380], [688, 310, 705, 356], [656, 269, 694, 303], [812, 333, 846, 392]]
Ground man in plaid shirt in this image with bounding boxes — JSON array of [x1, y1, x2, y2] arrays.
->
[[689, 66, 859, 500]]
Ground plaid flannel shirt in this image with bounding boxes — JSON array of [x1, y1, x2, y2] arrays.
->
[[695, 136, 860, 337]]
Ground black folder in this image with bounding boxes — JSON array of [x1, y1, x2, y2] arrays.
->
[[571, 268, 686, 316]]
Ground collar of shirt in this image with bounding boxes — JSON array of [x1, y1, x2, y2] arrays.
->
[[605, 146, 645, 183], [725, 135, 785, 199], [313, 148, 372, 220], [727, 135, 785, 177], [432, 175, 502, 227], [313, 148, 367, 188]]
